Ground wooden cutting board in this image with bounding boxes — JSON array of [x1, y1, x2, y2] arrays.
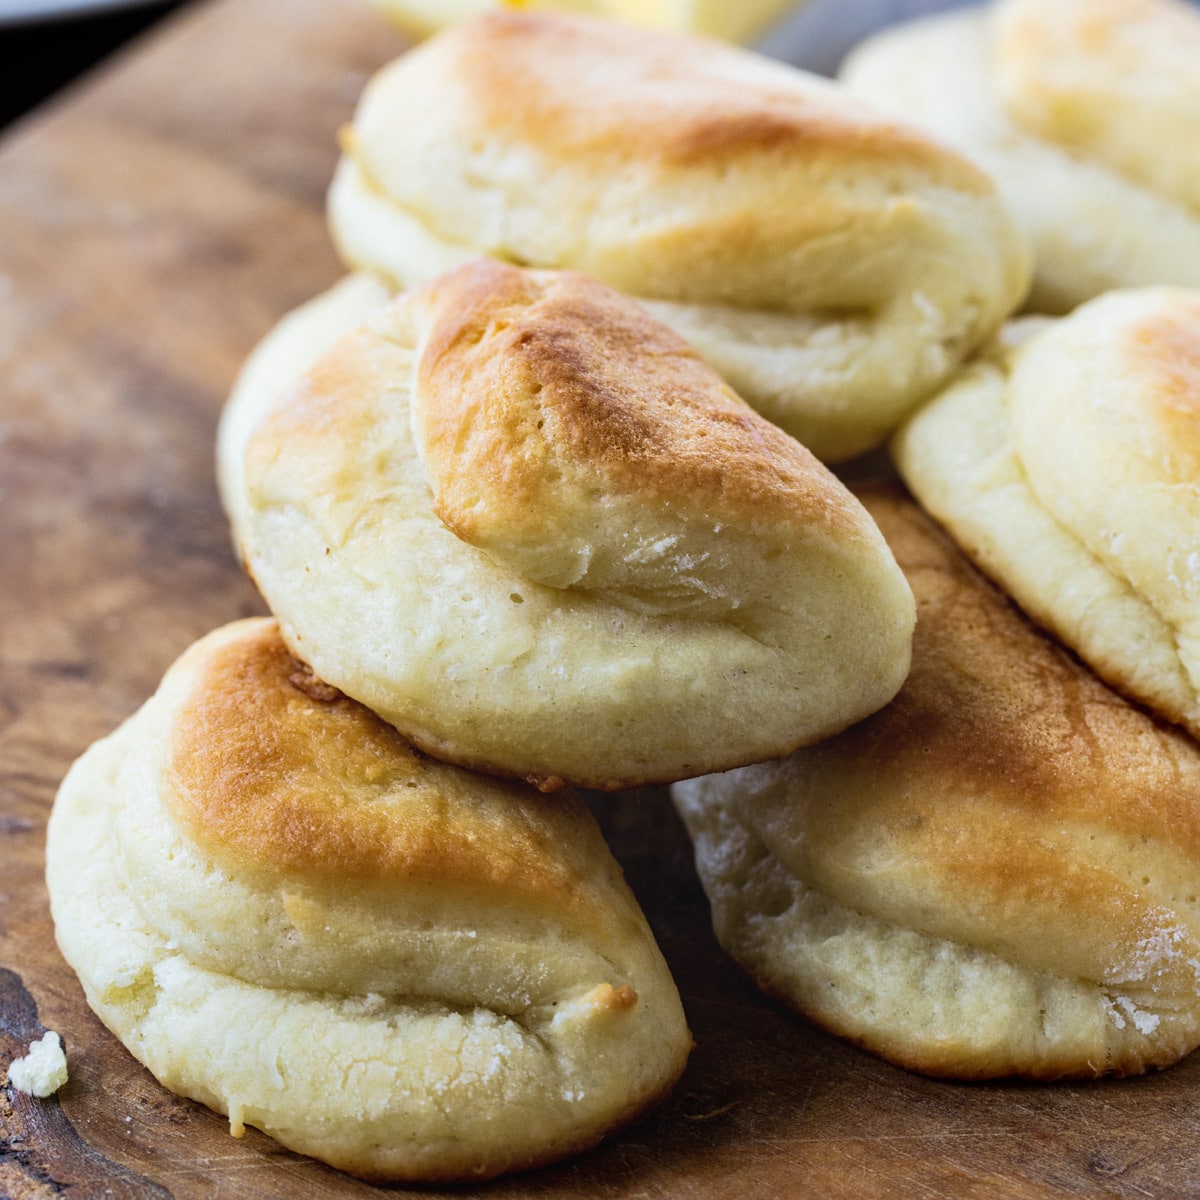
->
[[3, 2, 1200, 1196]]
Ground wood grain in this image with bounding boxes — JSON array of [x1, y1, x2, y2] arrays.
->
[[3, 1, 1200, 1196]]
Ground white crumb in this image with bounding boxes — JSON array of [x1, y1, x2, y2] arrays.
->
[[7, 1031, 69, 1098]]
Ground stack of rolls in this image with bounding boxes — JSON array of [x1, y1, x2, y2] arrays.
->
[[49, 252, 919, 1180], [664, 0, 1200, 1088], [672, 42, 1200, 1075], [49, 2, 1200, 1182], [672, 3, 1200, 1075]]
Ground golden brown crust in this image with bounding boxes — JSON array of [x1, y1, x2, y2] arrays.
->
[[237, 262, 914, 789], [331, 12, 1029, 458], [1120, 301, 1200, 436], [167, 620, 614, 933], [351, 11, 1000, 318], [808, 490, 1200, 1032], [49, 617, 693, 1180], [839, 489, 1200, 859], [413, 261, 863, 565], [457, 12, 990, 187]]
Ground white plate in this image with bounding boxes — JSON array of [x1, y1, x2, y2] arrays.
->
[[0, 0, 162, 26]]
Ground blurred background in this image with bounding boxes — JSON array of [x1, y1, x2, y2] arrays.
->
[[3, 0, 1197, 137], [0, 0, 993, 136], [0, 0, 188, 129], [0, 0, 987, 134]]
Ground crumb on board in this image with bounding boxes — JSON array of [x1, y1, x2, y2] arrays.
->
[[7, 1030, 69, 1098]]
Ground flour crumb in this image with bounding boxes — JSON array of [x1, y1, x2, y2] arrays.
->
[[7, 1031, 68, 1098]]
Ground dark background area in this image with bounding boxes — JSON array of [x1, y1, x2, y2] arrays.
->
[[0, 2, 189, 130]]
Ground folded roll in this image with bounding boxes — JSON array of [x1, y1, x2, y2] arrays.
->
[[227, 259, 915, 791], [892, 286, 1200, 741], [47, 618, 691, 1182], [328, 10, 1030, 460], [993, 0, 1200, 215], [673, 488, 1200, 1081], [841, 0, 1200, 314]]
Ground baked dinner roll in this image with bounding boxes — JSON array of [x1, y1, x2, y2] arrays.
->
[[893, 287, 1200, 741], [673, 487, 1200, 1081], [841, 0, 1200, 314], [233, 259, 916, 791], [218, 273, 392, 548], [47, 618, 691, 1182], [328, 11, 1030, 460], [994, 0, 1200, 213]]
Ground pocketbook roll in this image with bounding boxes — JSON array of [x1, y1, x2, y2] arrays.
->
[[48, 618, 692, 1181]]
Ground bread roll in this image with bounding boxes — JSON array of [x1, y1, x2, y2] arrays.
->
[[673, 487, 1200, 1080], [841, 0, 1200, 314], [994, 0, 1200, 215], [893, 286, 1200, 741], [328, 10, 1030, 460], [47, 618, 691, 1182], [231, 259, 915, 791]]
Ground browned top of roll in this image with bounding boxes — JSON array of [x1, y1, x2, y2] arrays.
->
[[412, 261, 866, 580], [441, 12, 988, 185], [165, 618, 623, 933]]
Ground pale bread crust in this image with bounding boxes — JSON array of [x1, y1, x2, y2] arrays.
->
[[217, 273, 392, 547], [329, 11, 1029, 460], [673, 488, 1200, 1081], [995, 0, 1200, 214], [46, 619, 691, 1182], [235, 261, 915, 790], [841, 4, 1200, 314], [893, 287, 1200, 739]]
